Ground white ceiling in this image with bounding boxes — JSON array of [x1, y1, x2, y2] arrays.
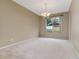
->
[[13, 0, 72, 16]]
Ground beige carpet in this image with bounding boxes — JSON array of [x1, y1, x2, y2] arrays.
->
[[0, 38, 78, 59]]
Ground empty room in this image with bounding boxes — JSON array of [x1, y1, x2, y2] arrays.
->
[[0, 0, 79, 59]]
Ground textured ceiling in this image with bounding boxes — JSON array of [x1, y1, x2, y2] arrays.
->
[[13, 0, 72, 16]]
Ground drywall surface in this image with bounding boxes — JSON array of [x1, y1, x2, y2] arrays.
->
[[0, 0, 39, 47], [69, 0, 79, 56]]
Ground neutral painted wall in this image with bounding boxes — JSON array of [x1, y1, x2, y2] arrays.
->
[[39, 13, 69, 39], [69, 0, 79, 55], [0, 0, 39, 47]]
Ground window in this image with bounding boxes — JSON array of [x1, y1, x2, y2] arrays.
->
[[45, 16, 62, 32]]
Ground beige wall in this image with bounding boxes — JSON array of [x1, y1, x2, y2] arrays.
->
[[69, 0, 79, 55], [0, 0, 39, 47], [39, 13, 69, 39]]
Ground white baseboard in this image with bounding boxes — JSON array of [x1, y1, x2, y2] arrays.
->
[[70, 42, 79, 59], [0, 37, 38, 50]]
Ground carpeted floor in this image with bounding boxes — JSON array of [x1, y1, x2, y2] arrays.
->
[[0, 38, 78, 59]]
